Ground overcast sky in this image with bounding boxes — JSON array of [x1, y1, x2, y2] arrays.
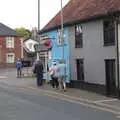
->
[[0, 0, 69, 30]]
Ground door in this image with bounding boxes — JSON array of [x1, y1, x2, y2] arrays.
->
[[76, 59, 84, 81], [105, 59, 117, 96]]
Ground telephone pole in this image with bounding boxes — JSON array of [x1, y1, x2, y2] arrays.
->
[[37, 0, 40, 59], [60, 0, 64, 60]]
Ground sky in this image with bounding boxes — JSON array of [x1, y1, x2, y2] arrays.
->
[[0, 0, 69, 30]]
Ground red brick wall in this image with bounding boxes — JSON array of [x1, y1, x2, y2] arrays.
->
[[0, 36, 22, 67]]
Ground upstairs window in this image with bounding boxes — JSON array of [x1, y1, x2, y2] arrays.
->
[[104, 20, 115, 46], [75, 25, 83, 48], [57, 29, 66, 45], [6, 37, 14, 48], [57, 29, 62, 45]]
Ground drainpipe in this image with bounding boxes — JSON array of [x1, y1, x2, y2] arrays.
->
[[115, 17, 120, 97]]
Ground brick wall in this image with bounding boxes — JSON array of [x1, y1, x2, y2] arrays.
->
[[0, 36, 22, 67]]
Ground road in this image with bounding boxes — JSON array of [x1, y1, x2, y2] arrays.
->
[[0, 83, 119, 120]]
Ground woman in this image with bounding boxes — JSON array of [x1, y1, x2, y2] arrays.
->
[[49, 62, 59, 88]]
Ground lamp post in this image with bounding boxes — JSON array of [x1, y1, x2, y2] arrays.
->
[[60, 0, 64, 60], [38, 0, 40, 31], [37, 0, 40, 59]]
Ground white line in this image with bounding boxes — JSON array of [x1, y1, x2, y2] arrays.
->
[[0, 76, 7, 78], [17, 86, 119, 114], [116, 116, 120, 118], [43, 93, 120, 115], [94, 99, 118, 103]]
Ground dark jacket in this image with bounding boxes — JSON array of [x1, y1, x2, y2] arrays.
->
[[34, 61, 43, 75]]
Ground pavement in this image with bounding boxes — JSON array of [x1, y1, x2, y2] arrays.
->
[[0, 67, 120, 115]]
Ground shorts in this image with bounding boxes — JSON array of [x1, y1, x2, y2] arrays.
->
[[59, 76, 66, 82]]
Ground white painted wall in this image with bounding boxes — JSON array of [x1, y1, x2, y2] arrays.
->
[[69, 20, 116, 85]]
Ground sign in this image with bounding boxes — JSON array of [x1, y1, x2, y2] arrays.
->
[[34, 39, 52, 52]]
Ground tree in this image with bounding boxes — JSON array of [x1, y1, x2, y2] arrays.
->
[[15, 27, 31, 40]]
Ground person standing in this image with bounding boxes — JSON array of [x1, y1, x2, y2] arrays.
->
[[57, 60, 67, 91], [49, 62, 59, 88], [16, 58, 23, 78], [33, 59, 44, 87]]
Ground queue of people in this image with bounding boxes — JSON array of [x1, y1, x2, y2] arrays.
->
[[33, 59, 67, 91], [16, 58, 67, 92], [49, 60, 67, 92], [33, 59, 44, 87]]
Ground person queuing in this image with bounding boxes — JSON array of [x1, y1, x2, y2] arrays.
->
[[57, 60, 67, 92], [49, 62, 59, 88], [16, 58, 23, 78], [33, 59, 44, 87]]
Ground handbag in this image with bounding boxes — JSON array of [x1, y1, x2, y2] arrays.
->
[[49, 69, 55, 76]]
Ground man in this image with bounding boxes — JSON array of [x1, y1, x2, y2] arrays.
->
[[33, 59, 44, 87], [57, 60, 66, 91], [16, 58, 23, 78]]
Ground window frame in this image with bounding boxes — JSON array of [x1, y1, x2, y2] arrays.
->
[[75, 25, 83, 48], [6, 53, 15, 63], [103, 20, 115, 46], [6, 36, 14, 48], [57, 29, 66, 46]]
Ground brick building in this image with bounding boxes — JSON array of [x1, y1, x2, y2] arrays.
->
[[0, 23, 23, 67]]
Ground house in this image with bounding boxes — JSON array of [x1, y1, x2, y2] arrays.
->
[[40, 24, 70, 83], [0, 23, 23, 67], [41, 0, 120, 96]]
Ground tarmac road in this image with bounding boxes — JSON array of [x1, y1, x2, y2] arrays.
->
[[0, 83, 118, 120]]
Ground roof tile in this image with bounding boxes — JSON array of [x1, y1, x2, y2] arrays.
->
[[42, 0, 120, 32]]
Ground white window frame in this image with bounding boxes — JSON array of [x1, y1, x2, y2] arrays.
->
[[6, 37, 14, 48], [57, 29, 62, 45], [6, 53, 15, 63]]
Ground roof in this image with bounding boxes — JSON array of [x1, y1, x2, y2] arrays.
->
[[41, 0, 120, 33], [0, 23, 22, 36]]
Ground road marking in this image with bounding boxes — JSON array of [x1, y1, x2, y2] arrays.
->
[[17, 86, 120, 115], [94, 99, 118, 103], [42, 93, 120, 115], [0, 76, 7, 78], [116, 116, 120, 118]]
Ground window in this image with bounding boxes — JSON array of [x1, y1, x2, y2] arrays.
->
[[57, 29, 66, 45], [6, 53, 15, 63], [104, 20, 115, 46], [76, 59, 84, 81], [75, 25, 83, 48], [6, 37, 14, 48], [57, 29, 62, 45]]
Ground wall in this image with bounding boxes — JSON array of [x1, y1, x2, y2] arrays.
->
[[47, 28, 70, 82], [69, 20, 116, 85], [0, 36, 22, 67]]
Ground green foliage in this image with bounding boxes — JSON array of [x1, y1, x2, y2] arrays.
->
[[15, 27, 31, 40]]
